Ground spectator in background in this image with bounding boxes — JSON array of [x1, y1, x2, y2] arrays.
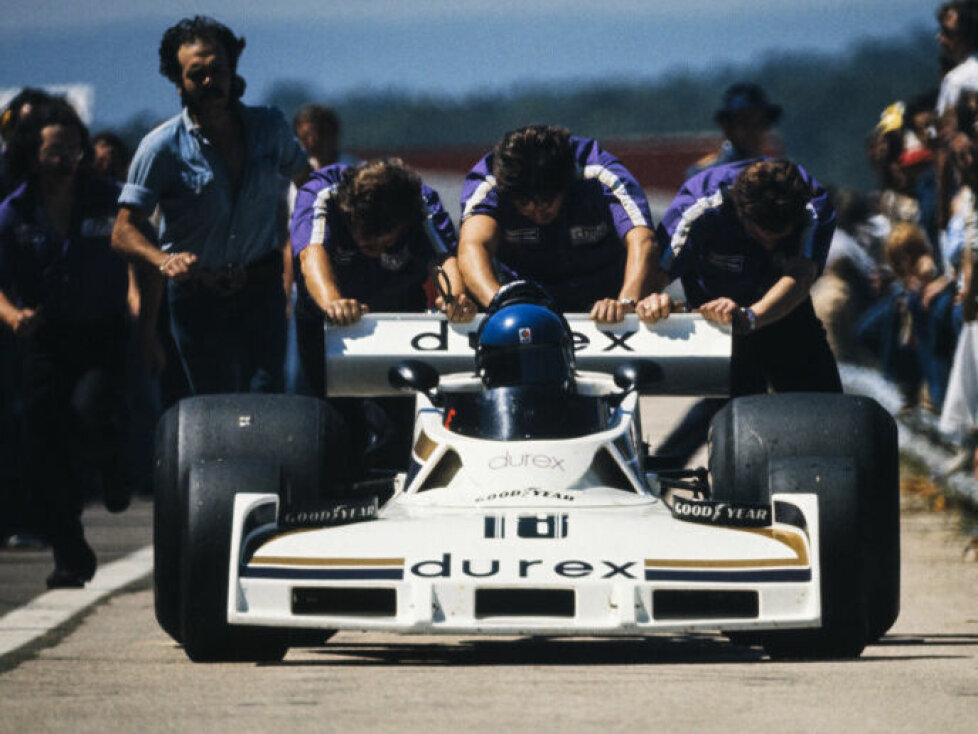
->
[[92, 129, 161, 496], [91, 131, 131, 183], [1, 88, 57, 198], [283, 105, 360, 394], [940, 89, 978, 472], [936, 1, 978, 121], [0, 100, 132, 587], [685, 82, 782, 180], [812, 189, 888, 363], [293, 104, 359, 171], [936, 2, 978, 231], [857, 222, 959, 413], [112, 16, 310, 395], [869, 95, 941, 254]]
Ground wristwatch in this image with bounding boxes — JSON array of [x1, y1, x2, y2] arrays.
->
[[742, 307, 757, 332], [619, 297, 637, 310]]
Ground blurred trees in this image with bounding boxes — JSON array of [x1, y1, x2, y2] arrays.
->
[[114, 27, 938, 189]]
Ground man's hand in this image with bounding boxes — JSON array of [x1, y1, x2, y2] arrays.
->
[[9, 307, 41, 337], [921, 275, 953, 309], [696, 297, 757, 334], [589, 297, 634, 323], [695, 297, 740, 325], [636, 293, 673, 323], [158, 251, 199, 281], [442, 292, 477, 323], [324, 298, 368, 326]]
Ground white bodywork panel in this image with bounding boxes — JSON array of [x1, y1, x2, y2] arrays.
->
[[324, 313, 731, 397], [223, 316, 821, 636]]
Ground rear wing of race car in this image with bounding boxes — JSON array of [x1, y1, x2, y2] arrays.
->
[[324, 313, 730, 397]]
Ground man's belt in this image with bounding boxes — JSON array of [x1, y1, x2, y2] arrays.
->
[[184, 251, 282, 296]]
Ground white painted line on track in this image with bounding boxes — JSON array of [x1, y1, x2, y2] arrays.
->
[[0, 545, 153, 659]]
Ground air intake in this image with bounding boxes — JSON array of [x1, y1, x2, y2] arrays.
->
[[475, 588, 575, 618], [653, 590, 758, 620], [292, 587, 396, 617]]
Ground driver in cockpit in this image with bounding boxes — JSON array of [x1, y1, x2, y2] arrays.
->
[[474, 281, 576, 393]]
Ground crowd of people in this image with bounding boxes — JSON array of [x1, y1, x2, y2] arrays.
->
[[3, 6, 978, 588], [811, 1, 978, 476]]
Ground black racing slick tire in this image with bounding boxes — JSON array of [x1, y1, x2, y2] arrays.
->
[[709, 393, 900, 658], [180, 460, 290, 663], [153, 394, 349, 647], [152, 405, 183, 644]]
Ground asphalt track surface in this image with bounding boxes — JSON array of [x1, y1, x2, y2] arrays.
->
[[1, 399, 977, 732]]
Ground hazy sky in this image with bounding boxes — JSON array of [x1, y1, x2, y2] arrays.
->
[[0, 1, 940, 125]]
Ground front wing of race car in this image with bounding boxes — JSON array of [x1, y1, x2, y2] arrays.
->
[[226, 492, 821, 636]]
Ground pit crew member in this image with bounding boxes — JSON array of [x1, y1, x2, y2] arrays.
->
[[0, 100, 132, 587], [290, 158, 473, 471], [458, 124, 655, 323], [637, 159, 841, 462]]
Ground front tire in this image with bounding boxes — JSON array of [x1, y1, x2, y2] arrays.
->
[[709, 394, 899, 658], [180, 461, 289, 663]]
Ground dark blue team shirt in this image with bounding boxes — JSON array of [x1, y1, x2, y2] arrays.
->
[[460, 137, 653, 312], [0, 173, 128, 324], [290, 164, 457, 311], [658, 159, 835, 308]]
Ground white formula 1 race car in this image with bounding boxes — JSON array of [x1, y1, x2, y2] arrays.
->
[[152, 295, 899, 663]]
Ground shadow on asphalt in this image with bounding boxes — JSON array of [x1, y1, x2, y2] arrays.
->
[[871, 633, 978, 647], [283, 636, 765, 666], [265, 631, 978, 667]]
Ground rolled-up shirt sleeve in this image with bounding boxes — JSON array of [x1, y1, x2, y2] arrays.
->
[[119, 136, 171, 214]]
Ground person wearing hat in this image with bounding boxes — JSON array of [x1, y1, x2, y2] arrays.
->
[[685, 82, 782, 180]]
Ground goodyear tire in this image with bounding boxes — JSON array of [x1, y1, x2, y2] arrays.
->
[[709, 394, 900, 657], [152, 406, 182, 643], [153, 394, 350, 647], [180, 460, 290, 663]]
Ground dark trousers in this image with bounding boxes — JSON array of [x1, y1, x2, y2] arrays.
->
[[20, 316, 128, 570], [657, 299, 842, 464], [294, 297, 413, 474], [168, 263, 287, 395], [0, 329, 23, 540]]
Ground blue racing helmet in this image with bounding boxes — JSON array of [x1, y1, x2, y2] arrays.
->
[[475, 302, 575, 390]]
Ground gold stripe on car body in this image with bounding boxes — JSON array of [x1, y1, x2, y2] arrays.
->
[[249, 557, 405, 567], [645, 528, 809, 568]]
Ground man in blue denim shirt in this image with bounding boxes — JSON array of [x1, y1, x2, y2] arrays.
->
[[112, 16, 309, 394]]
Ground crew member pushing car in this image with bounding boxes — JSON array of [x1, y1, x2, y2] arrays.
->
[[290, 158, 474, 472], [638, 159, 841, 462], [459, 124, 656, 323]]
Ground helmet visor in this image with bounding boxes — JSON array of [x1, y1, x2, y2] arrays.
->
[[481, 345, 571, 388]]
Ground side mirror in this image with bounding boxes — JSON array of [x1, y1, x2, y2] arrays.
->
[[613, 360, 664, 394], [389, 360, 440, 397]]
